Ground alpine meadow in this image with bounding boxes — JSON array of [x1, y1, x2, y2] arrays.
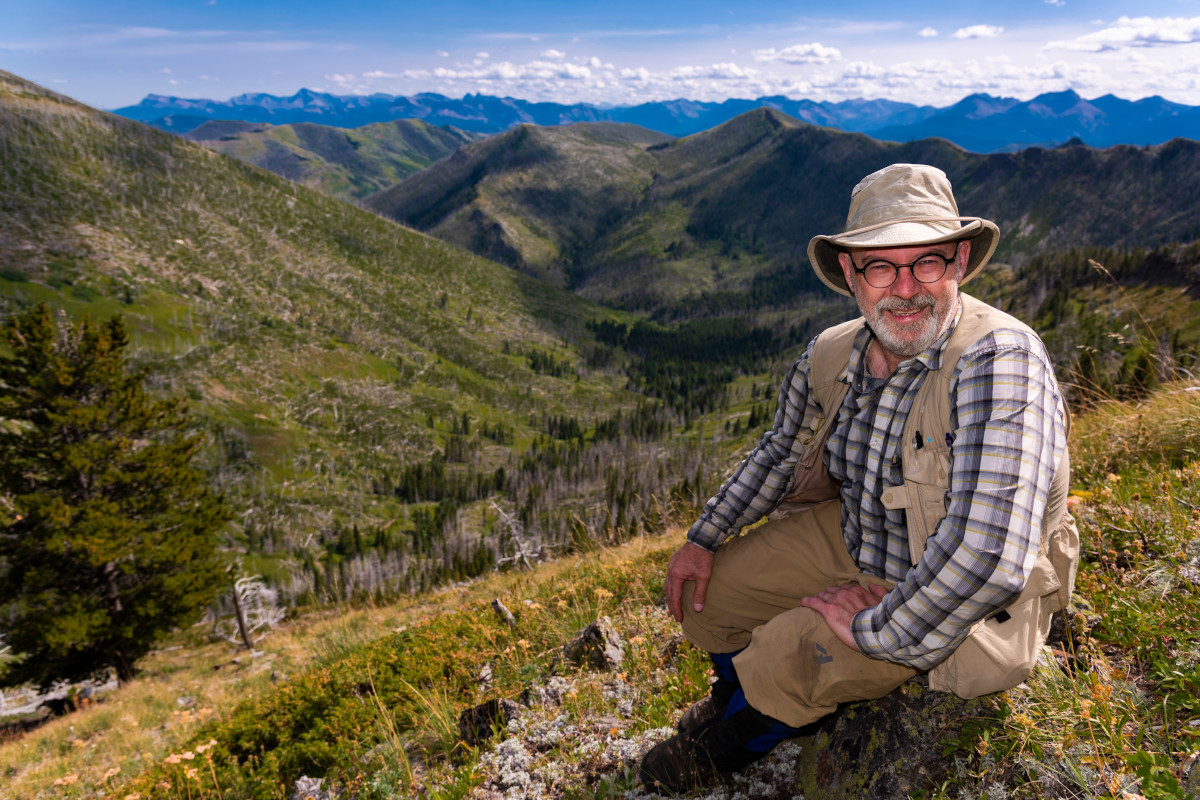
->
[[1, 66, 1200, 800]]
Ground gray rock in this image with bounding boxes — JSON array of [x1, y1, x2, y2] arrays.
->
[[459, 698, 522, 746], [561, 616, 624, 671], [291, 776, 336, 800], [779, 676, 994, 800]]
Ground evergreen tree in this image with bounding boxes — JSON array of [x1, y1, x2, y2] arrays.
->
[[0, 304, 232, 687]]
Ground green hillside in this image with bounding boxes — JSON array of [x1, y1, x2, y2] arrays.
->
[[186, 118, 482, 202], [366, 107, 1200, 311], [0, 71, 747, 600], [364, 122, 675, 288]]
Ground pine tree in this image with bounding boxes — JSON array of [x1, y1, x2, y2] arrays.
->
[[0, 304, 232, 687]]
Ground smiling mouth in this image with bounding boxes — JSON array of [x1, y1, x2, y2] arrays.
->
[[886, 307, 929, 321]]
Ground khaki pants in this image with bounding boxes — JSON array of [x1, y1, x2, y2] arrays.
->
[[681, 500, 917, 728]]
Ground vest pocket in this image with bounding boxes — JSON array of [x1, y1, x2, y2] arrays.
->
[[881, 444, 950, 564]]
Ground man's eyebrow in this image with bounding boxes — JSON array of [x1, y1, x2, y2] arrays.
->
[[859, 248, 955, 265]]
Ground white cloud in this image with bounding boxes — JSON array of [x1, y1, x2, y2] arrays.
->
[[919, 27, 939, 38], [476, 52, 489, 59], [809, 54, 1118, 104], [1045, 0, 1065, 6], [436, 50, 449, 57], [752, 42, 841, 64], [667, 62, 757, 80], [0, 25, 177, 50], [952, 25, 1004, 39], [1045, 15, 1200, 52], [325, 73, 355, 83], [541, 49, 566, 59]]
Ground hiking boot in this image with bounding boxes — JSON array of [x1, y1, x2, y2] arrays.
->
[[676, 676, 736, 734], [638, 727, 717, 794], [676, 695, 719, 734], [641, 698, 791, 794]]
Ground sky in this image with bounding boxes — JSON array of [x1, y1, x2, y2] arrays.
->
[[7, 0, 1200, 111]]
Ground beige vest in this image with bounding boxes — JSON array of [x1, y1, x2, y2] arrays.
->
[[777, 293, 1079, 698]]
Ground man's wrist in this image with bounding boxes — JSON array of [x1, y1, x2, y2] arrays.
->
[[685, 524, 722, 554]]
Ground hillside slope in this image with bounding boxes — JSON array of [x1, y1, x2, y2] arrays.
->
[[0, 70, 698, 590], [185, 118, 482, 202], [5, 379, 1199, 799], [364, 122, 674, 288], [366, 107, 1200, 309]]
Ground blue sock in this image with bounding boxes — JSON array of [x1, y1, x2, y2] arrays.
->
[[709, 650, 741, 684], [722, 686, 801, 752]]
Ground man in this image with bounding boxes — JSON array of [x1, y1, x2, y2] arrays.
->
[[639, 163, 1077, 793]]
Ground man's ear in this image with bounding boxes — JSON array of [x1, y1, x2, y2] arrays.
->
[[838, 252, 856, 295], [955, 240, 971, 281]]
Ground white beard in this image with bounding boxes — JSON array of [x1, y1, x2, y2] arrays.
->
[[863, 288, 958, 358]]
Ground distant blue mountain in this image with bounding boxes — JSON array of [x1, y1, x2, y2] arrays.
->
[[112, 89, 1200, 152], [869, 90, 1200, 152]]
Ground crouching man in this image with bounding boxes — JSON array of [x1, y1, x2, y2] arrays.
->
[[639, 163, 1079, 793]]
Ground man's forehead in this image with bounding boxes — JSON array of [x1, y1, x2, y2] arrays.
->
[[848, 241, 959, 262]]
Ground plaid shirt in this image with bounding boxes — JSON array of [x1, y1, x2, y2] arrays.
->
[[686, 300, 1067, 669]]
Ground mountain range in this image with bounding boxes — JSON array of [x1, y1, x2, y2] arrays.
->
[[363, 107, 1200, 310], [115, 88, 1200, 152]]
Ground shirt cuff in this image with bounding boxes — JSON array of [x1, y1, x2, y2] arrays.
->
[[850, 611, 888, 660], [685, 519, 727, 553]]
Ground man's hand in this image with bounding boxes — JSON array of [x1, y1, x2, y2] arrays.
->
[[665, 542, 715, 623], [799, 583, 888, 652]]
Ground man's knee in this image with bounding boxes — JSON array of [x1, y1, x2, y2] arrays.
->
[[680, 579, 754, 654], [734, 607, 916, 728]]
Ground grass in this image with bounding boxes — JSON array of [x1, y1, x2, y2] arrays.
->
[[0, 528, 711, 799]]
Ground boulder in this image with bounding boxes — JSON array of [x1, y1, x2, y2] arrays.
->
[[560, 616, 624, 671], [780, 676, 993, 799], [458, 698, 522, 747]]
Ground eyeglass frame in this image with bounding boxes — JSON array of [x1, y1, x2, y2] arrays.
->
[[848, 244, 963, 289]]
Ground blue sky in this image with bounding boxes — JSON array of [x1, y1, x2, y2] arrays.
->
[[7, 1, 1200, 110]]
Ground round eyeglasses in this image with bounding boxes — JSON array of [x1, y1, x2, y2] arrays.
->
[[853, 253, 954, 289]]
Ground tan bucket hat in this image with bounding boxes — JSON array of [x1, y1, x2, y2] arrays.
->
[[808, 163, 1000, 297]]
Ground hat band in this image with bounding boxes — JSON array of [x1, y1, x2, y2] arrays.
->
[[834, 215, 982, 240]]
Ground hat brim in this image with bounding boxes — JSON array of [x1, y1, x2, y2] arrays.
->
[[808, 218, 999, 297]]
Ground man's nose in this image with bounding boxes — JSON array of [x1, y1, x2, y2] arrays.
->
[[890, 265, 922, 296]]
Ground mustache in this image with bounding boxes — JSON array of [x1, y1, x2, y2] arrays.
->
[[875, 294, 936, 313]]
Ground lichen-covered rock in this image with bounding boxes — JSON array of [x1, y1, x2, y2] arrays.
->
[[784, 676, 993, 800], [291, 776, 337, 800], [459, 698, 523, 746], [561, 616, 625, 671]]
